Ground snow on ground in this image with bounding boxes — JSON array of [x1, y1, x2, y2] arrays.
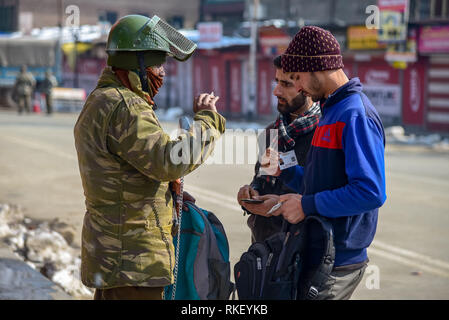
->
[[0, 203, 93, 299], [385, 126, 449, 150]]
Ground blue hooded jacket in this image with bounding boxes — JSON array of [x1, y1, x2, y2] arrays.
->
[[279, 77, 386, 267]]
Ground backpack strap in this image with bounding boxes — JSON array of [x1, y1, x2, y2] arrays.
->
[[301, 215, 335, 300]]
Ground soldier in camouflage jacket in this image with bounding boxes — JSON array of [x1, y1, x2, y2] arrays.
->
[[13, 65, 35, 114], [73, 15, 225, 299]]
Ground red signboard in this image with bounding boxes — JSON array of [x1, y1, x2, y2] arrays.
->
[[419, 25, 449, 54], [402, 61, 426, 125], [358, 64, 399, 84], [259, 26, 291, 57], [198, 22, 223, 43], [257, 58, 274, 115], [378, 0, 408, 11], [358, 63, 401, 117], [229, 60, 242, 113], [193, 56, 210, 96], [208, 56, 227, 113]]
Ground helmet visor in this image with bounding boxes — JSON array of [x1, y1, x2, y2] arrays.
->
[[144, 15, 197, 61]]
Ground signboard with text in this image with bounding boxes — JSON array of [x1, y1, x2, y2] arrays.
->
[[259, 26, 291, 56], [385, 28, 417, 63], [402, 61, 426, 125], [359, 64, 401, 117], [419, 25, 449, 54], [347, 26, 386, 50], [198, 22, 223, 43], [377, 0, 409, 43]]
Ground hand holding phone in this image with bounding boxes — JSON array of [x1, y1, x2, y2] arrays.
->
[[241, 198, 264, 204]]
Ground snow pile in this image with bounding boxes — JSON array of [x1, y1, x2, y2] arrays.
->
[[0, 204, 93, 299], [385, 126, 449, 150], [0, 262, 45, 300]]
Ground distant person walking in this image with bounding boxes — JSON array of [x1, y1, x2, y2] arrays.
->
[[13, 65, 35, 115], [41, 70, 58, 115]]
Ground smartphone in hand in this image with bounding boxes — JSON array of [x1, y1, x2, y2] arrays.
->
[[241, 198, 264, 204]]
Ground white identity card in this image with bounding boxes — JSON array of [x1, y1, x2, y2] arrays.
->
[[279, 150, 298, 170]]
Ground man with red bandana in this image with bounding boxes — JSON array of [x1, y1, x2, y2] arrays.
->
[[74, 15, 226, 300]]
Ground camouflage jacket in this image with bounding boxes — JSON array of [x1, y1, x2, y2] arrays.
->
[[74, 67, 226, 289], [14, 72, 35, 96]]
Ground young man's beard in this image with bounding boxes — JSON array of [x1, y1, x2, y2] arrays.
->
[[277, 92, 307, 115]]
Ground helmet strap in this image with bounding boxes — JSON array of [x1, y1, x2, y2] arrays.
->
[[137, 51, 149, 93]]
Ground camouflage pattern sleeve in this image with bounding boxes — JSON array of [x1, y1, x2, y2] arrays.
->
[[107, 99, 226, 182]]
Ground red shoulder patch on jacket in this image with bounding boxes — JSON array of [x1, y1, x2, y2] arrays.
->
[[311, 121, 346, 149]]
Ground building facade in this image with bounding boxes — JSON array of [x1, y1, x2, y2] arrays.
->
[[1, 0, 201, 32], [2, 0, 449, 132], [201, 0, 246, 35]]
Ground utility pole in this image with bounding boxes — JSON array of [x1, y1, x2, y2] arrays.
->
[[248, 0, 259, 120], [73, 30, 79, 88], [55, 0, 63, 84], [285, 0, 291, 21], [329, 0, 336, 25]]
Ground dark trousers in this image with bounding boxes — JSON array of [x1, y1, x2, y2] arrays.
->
[[94, 286, 164, 300], [45, 93, 53, 114]]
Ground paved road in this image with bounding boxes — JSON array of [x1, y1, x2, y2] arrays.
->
[[0, 111, 448, 299]]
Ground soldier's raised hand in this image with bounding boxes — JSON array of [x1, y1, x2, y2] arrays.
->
[[193, 92, 219, 113]]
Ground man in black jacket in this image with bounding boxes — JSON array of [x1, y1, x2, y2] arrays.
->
[[237, 56, 321, 242]]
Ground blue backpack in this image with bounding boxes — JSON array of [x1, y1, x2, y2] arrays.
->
[[164, 201, 234, 300]]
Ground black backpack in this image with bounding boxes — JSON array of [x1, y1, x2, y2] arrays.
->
[[234, 215, 335, 300]]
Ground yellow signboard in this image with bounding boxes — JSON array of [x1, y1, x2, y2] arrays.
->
[[347, 26, 387, 50]]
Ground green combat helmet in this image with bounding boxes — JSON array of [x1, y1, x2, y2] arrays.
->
[[106, 15, 197, 92], [106, 15, 196, 68]]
